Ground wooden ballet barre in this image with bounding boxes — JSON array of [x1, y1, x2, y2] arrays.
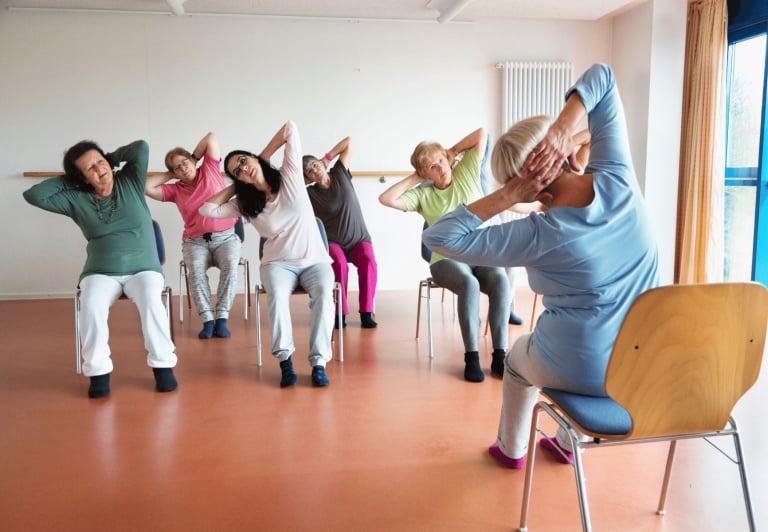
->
[[23, 170, 411, 178]]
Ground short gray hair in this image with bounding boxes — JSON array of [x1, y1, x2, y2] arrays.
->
[[491, 115, 551, 185]]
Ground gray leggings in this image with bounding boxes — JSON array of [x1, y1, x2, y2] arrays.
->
[[498, 334, 598, 458], [429, 258, 510, 352], [182, 228, 241, 322]]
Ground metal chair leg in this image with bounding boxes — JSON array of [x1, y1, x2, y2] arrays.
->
[[656, 440, 677, 515], [256, 286, 263, 367], [163, 286, 174, 342], [426, 281, 434, 358], [241, 258, 250, 320], [518, 403, 541, 532], [529, 292, 539, 332], [334, 281, 344, 362], [730, 418, 757, 531], [74, 290, 82, 375], [179, 260, 185, 323], [416, 280, 425, 339]]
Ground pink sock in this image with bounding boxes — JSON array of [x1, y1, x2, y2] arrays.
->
[[539, 436, 574, 464], [488, 442, 526, 469]]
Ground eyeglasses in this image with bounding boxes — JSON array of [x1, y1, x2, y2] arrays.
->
[[173, 158, 191, 173], [232, 155, 250, 178]]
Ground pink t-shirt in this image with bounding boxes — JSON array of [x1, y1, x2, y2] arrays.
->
[[161, 154, 237, 240]]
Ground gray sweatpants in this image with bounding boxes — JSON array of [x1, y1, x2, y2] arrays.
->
[[182, 228, 241, 322]]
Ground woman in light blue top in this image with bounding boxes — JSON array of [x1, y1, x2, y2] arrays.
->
[[423, 63, 659, 468]]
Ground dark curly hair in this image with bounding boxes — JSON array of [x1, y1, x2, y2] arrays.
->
[[223, 150, 282, 219], [62, 140, 109, 191]]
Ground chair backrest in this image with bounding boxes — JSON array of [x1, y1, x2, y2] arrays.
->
[[421, 221, 432, 263], [315, 217, 329, 251], [234, 217, 245, 243], [479, 132, 493, 196], [259, 217, 328, 259], [152, 219, 166, 265], [605, 282, 768, 440]]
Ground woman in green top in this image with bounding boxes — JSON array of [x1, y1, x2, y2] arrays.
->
[[23, 139, 178, 399], [379, 128, 510, 383]]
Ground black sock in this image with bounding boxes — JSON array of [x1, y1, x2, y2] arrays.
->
[[279, 358, 297, 388], [334, 315, 347, 329], [491, 349, 506, 378], [88, 373, 111, 398], [213, 318, 231, 338], [153, 367, 178, 393], [509, 311, 524, 326], [464, 351, 484, 383], [198, 320, 214, 339], [360, 312, 378, 328]]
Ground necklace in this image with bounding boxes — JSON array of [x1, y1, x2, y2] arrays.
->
[[93, 190, 118, 224]]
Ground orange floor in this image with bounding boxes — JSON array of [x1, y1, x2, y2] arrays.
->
[[0, 288, 766, 531]]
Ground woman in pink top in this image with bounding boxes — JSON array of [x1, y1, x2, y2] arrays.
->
[[145, 132, 241, 339]]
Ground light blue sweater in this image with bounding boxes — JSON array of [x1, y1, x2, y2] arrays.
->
[[423, 64, 659, 395]]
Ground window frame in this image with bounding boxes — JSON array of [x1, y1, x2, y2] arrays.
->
[[725, 24, 768, 282]]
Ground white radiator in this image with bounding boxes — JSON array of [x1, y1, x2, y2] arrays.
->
[[501, 61, 573, 131]]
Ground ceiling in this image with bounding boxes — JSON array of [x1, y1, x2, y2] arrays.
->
[[1, 0, 648, 22]]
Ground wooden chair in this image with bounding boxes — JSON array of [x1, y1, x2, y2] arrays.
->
[[518, 282, 768, 532], [74, 219, 173, 374], [255, 218, 343, 366], [178, 217, 251, 322]]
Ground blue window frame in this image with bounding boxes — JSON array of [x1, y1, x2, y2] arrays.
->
[[725, 21, 767, 282]]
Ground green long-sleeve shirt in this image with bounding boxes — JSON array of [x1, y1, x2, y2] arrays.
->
[[23, 140, 162, 282]]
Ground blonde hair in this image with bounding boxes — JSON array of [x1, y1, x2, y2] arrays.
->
[[491, 115, 551, 185], [410, 141, 446, 178]]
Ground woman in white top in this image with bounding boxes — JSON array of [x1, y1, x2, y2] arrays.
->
[[199, 121, 334, 388]]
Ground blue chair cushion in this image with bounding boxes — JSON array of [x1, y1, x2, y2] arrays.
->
[[152, 220, 166, 265], [421, 221, 432, 263], [542, 388, 632, 436], [234, 217, 245, 242]]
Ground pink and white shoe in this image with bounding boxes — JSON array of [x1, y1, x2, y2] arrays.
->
[[488, 442, 526, 469]]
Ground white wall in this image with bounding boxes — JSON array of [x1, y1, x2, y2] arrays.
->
[[612, 0, 688, 285], [0, 4, 685, 298]]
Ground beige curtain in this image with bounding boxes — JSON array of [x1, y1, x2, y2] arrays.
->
[[675, 0, 727, 283]]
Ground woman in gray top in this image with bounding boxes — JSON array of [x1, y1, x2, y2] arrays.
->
[[303, 136, 378, 330]]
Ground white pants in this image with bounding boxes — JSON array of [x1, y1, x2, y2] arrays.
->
[[79, 271, 177, 376]]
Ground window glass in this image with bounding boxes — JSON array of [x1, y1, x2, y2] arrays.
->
[[726, 34, 766, 170], [724, 186, 756, 280]]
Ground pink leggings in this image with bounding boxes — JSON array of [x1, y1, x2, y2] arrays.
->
[[328, 241, 377, 315]]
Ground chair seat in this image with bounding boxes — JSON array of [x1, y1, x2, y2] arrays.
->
[[542, 388, 631, 436]]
